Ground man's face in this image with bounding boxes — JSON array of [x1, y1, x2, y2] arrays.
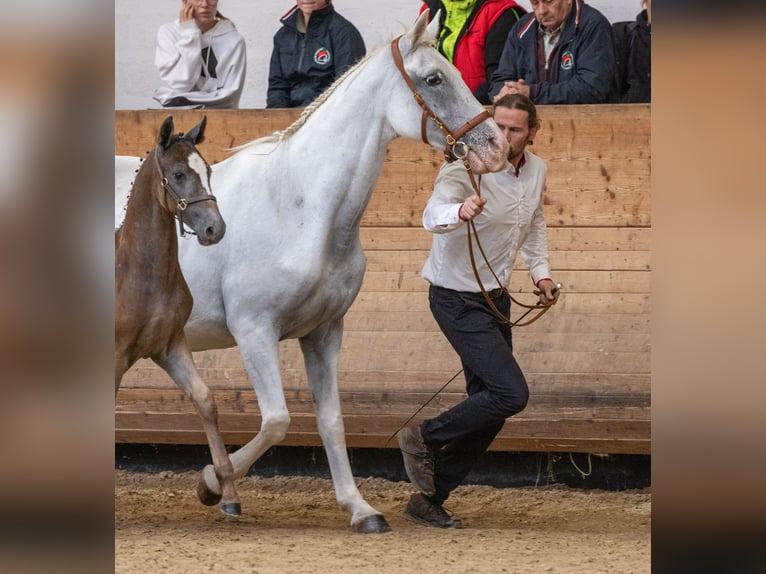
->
[[493, 107, 537, 163], [530, 0, 573, 30]]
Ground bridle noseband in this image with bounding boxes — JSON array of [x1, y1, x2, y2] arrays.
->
[[153, 144, 218, 237], [390, 35, 557, 329]]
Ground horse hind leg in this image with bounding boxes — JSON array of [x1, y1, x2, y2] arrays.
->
[[153, 337, 241, 517], [300, 323, 391, 534]]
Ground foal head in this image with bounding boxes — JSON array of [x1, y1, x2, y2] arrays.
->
[[154, 116, 226, 246]]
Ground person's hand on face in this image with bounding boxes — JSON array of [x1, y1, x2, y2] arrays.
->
[[180, 0, 195, 23]]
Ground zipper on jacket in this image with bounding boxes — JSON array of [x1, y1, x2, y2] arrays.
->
[[298, 35, 307, 71]]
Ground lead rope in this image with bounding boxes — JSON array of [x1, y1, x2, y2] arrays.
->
[[460, 157, 556, 327]]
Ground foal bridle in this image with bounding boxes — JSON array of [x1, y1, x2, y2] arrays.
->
[[153, 144, 218, 237], [390, 36, 557, 329]]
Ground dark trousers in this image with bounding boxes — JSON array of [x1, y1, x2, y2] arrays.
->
[[422, 284, 529, 504]]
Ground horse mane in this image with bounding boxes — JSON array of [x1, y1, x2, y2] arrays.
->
[[232, 30, 436, 155]]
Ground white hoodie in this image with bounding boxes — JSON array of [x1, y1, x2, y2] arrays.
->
[[153, 17, 247, 109]]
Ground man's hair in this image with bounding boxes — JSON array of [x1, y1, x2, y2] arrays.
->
[[492, 94, 540, 130]]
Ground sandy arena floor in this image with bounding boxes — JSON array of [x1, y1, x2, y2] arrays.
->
[[115, 470, 650, 573]]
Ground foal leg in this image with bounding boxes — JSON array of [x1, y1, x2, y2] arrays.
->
[[153, 335, 241, 517], [300, 320, 391, 534]]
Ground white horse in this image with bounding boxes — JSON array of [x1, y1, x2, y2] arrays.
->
[[115, 11, 508, 533]]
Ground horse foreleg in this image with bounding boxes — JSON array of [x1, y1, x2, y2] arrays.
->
[[300, 321, 391, 534], [199, 328, 291, 494], [153, 335, 241, 517]]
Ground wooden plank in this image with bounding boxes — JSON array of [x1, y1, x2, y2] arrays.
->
[[364, 249, 651, 272], [359, 227, 651, 251], [363, 158, 650, 227], [357, 269, 650, 294], [114, 426, 650, 455], [115, 105, 650, 164], [347, 292, 649, 314], [120, 366, 651, 395], [114, 412, 650, 455], [342, 310, 650, 334]]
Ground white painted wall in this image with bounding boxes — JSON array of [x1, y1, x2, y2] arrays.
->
[[115, 0, 641, 110]]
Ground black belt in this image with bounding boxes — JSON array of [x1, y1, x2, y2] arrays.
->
[[430, 284, 507, 300]]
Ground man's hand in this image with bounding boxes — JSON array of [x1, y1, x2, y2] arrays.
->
[[459, 195, 487, 222], [536, 279, 560, 305], [493, 79, 531, 101]]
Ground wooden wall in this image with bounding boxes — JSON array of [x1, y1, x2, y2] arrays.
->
[[115, 105, 650, 455]]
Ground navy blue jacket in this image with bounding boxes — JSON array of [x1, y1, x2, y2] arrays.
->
[[489, 0, 615, 104], [267, 4, 366, 108]]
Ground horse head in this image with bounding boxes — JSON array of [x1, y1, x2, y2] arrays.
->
[[154, 115, 226, 246], [387, 10, 508, 174]]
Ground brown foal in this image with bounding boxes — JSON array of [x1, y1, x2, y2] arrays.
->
[[115, 116, 239, 515]]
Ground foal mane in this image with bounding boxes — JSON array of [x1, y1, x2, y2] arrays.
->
[[232, 30, 436, 154]]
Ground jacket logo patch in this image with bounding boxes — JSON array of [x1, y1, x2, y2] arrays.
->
[[560, 50, 574, 70], [314, 48, 331, 65]]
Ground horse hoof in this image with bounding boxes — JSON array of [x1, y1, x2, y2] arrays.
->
[[196, 474, 222, 506], [352, 514, 392, 534], [221, 502, 242, 517]]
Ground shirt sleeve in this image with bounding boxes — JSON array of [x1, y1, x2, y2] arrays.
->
[[216, 35, 247, 102], [519, 184, 551, 285], [155, 21, 204, 92], [422, 163, 473, 234]]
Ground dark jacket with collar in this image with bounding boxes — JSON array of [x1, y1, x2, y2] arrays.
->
[[489, 0, 615, 104], [615, 8, 650, 103], [267, 3, 366, 108], [420, 0, 526, 104]]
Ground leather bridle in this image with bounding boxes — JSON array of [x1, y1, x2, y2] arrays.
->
[[390, 36, 557, 328], [153, 144, 218, 237], [391, 36, 490, 164]]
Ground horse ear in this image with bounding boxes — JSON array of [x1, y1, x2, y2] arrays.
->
[[399, 9, 441, 53], [425, 9, 441, 42], [186, 115, 207, 146], [158, 116, 174, 150], [401, 9, 432, 55]]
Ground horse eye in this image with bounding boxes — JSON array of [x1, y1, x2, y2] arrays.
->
[[425, 74, 442, 87], [173, 171, 185, 182]]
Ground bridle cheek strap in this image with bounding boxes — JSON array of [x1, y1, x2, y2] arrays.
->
[[390, 36, 490, 163]]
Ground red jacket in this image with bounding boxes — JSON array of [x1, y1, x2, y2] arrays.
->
[[420, 0, 526, 103]]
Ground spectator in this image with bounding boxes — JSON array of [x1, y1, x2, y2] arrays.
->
[[489, 0, 615, 104], [613, 0, 651, 103], [153, 0, 247, 109], [267, 1, 366, 108], [397, 94, 559, 528], [419, 0, 527, 104]]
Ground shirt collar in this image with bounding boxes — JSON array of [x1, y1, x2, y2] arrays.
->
[[510, 152, 527, 177]]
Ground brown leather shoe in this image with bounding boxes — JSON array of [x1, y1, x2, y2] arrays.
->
[[397, 425, 435, 496], [404, 493, 462, 529]]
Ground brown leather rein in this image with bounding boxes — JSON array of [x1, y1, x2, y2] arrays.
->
[[390, 36, 556, 328], [153, 146, 218, 237]]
